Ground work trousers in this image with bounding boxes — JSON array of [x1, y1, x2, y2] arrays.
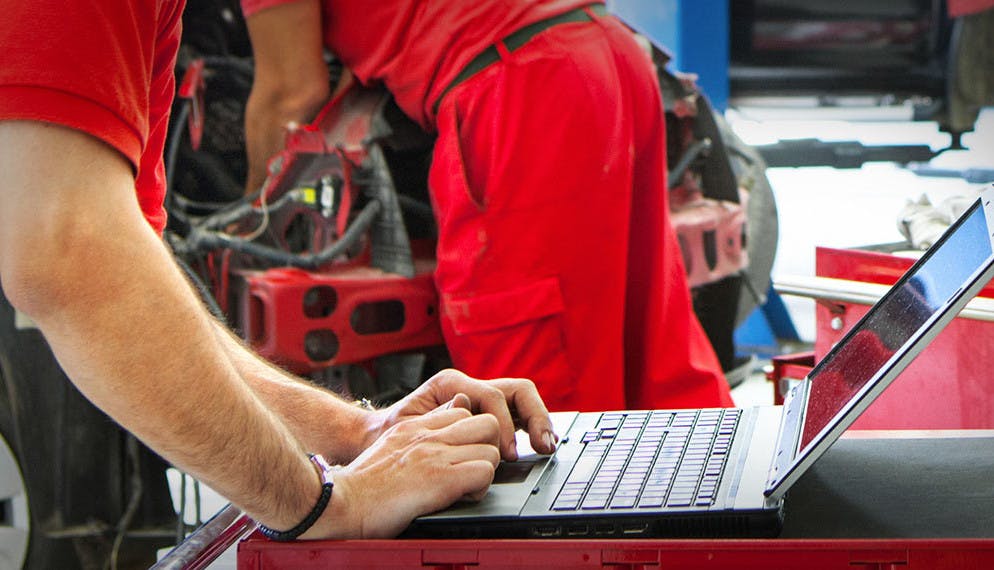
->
[[428, 10, 734, 412]]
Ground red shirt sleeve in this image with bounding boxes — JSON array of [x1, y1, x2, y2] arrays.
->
[[0, 0, 183, 234], [241, 0, 301, 18]]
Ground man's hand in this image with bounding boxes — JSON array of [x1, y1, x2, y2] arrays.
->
[[367, 369, 558, 461], [302, 405, 501, 539]]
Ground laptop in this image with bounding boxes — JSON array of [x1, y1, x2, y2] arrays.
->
[[404, 187, 994, 540]]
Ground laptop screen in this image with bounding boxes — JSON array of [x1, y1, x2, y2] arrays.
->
[[799, 199, 993, 453]]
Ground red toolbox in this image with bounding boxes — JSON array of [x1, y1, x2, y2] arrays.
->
[[771, 245, 994, 430], [235, 537, 994, 569]]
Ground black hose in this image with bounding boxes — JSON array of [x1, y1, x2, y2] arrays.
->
[[163, 98, 246, 223], [201, 55, 254, 75], [187, 199, 382, 270], [170, 193, 230, 213], [164, 57, 256, 225], [168, 236, 227, 322], [165, 101, 192, 225], [397, 194, 436, 221], [668, 137, 712, 189], [108, 435, 143, 570], [196, 190, 297, 232], [178, 148, 246, 202]]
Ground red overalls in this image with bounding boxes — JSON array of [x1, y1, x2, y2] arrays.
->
[[242, 0, 734, 411], [429, 8, 732, 411]]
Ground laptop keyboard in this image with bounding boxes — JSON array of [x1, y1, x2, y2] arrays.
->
[[551, 409, 741, 511]]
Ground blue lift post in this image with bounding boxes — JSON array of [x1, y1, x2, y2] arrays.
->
[[607, 0, 729, 111]]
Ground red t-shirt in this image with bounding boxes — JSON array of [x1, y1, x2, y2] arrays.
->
[[241, 0, 592, 129], [0, 0, 185, 234]]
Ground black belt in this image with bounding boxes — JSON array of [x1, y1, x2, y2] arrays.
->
[[433, 3, 608, 114]]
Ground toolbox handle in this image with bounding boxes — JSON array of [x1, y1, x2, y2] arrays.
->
[[775, 275, 994, 322]]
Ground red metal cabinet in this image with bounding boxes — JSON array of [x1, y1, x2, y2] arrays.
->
[[812, 246, 994, 430]]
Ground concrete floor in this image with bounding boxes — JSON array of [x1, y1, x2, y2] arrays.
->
[[172, 106, 994, 567]]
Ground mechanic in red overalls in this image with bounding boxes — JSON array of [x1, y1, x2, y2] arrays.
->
[[242, 0, 735, 413]]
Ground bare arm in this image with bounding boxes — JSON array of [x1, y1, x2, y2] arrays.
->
[[0, 119, 558, 540], [0, 121, 508, 538], [0, 121, 320, 532], [243, 0, 330, 195], [209, 321, 377, 464]]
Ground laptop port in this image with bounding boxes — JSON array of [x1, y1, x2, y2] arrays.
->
[[593, 523, 615, 535], [566, 524, 589, 536], [621, 522, 649, 535], [533, 525, 561, 537]]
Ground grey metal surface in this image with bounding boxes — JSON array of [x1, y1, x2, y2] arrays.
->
[[782, 435, 994, 538]]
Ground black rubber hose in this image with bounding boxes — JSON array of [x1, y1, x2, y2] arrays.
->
[[668, 137, 712, 189], [196, 190, 298, 231], [168, 238, 227, 322], [187, 198, 382, 270], [165, 101, 192, 225], [397, 194, 436, 221]]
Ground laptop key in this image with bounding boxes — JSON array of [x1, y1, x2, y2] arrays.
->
[[609, 496, 637, 509], [552, 499, 580, 511], [581, 496, 609, 509]]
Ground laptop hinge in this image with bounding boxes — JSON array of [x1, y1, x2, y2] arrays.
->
[[764, 379, 809, 495]]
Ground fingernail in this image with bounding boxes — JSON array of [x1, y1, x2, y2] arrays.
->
[[506, 441, 518, 460], [543, 431, 557, 452]]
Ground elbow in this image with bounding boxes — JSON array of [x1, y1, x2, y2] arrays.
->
[[1, 217, 106, 322], [2, 243, 63, 321]]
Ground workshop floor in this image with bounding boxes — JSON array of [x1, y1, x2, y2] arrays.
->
[[172, 106, 994, 567]]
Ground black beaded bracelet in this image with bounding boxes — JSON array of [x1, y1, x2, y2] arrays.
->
[[258, 453, 335, 542]]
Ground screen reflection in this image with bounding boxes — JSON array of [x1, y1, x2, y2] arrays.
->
[[800, 202, 992, 451]]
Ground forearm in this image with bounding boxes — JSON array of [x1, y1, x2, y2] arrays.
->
[[27, 234, 318, 529], [211, 321, 379, 463], [242, 56, 329, 196], [0, 123, 320, 532], [243, 88, 306, 195], [243, 0, 330, 195]]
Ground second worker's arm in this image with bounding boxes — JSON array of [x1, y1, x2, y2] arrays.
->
[[242, 0, 330, 195]]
